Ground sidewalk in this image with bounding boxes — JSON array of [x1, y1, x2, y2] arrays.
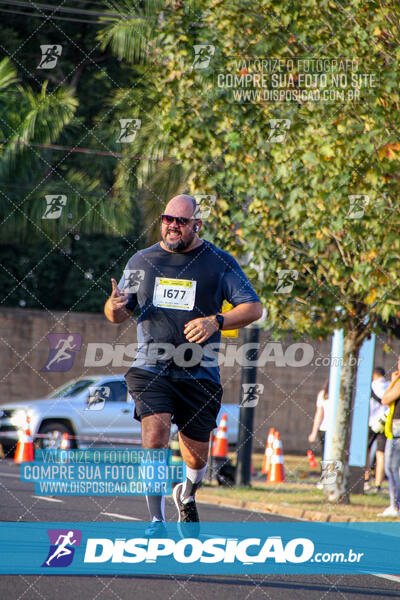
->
[[198, 453, 394, 522]]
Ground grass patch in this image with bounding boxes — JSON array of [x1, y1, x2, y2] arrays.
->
[[201, 453, 392, 522]]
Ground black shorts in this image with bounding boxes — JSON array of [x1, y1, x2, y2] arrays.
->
[[368, 428, 387, 453], [125, 367, 223, 442]]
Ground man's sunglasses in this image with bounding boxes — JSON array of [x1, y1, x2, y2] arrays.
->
[[161, 214, 195, 227]]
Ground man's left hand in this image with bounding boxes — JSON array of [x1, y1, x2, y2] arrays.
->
[[184, 316, 219, 343]]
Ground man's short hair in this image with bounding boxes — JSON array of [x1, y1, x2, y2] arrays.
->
[[373, 366, 385, 377]]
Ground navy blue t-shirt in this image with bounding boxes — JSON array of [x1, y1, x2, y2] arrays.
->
[[118, 240, 260, 383]]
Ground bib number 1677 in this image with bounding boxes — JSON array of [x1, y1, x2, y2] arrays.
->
[[163, 288, 186, 300], [153, 277, 196, 311]]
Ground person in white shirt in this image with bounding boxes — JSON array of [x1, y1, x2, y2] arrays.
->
[[365, 367, 390, 493], [308, 377, 330, 452]]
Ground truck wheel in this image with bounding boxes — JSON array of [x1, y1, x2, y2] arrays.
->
[[38, 422, 74, 449]]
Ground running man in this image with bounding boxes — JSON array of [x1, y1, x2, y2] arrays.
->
[[43, 195, 65, 218], [46, 531, 76, 566], [104, 195, 262, 534], [38, 45, 61, 69], [44, 335, 77, 371]]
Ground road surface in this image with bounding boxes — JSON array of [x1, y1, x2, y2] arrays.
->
[[0, 458, 399, 600]]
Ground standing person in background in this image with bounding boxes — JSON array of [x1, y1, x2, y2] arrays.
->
[[308, 377, 330, 455], [379, 357, 400, 517], [364, 367, 390, 493]]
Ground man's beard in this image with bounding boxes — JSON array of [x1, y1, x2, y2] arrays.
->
[[162, 229, 195, 252]]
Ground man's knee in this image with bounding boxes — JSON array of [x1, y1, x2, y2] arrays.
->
[[178, 432, 209, 469], [144, 431, 169, 448]]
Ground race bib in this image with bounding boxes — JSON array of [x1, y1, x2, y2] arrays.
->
[[153, 277, 197, 311]]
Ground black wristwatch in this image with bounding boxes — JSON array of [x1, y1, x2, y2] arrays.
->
[[215, 313, 224, 330]]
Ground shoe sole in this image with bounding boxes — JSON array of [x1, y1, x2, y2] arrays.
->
[[173, 483, 184, 522], [377, 511, 400, 517], [173, 483, 200, 538]]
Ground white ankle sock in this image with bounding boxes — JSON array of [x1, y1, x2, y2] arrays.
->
[[181, 465, 207, 503], [146, 495, 165, 521]]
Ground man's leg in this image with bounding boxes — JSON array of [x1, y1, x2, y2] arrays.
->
[[141, 413, 171, 522], [392, 438, 400, 510], [375, 450, 385, 489], [384, 438, 395, 508], [178, 432, 209, 503]]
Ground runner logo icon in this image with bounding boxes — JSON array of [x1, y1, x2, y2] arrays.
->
[[42, 195, 67, 220], [192, 45, 215, 69], [37, 45, 62, 69], [86, 385, 110, 410], [240, 383, 264, 407], [347, 194, 369, 219], [122, 269, 145, 293], [41, 333, 82, 372], [320, 460, 343, 484], [194, 194, 216, 220], [42, 529, 82, 567], [268, 119, 291, 143], [117, 119, 141, 143], [274, 270, 298, 294]]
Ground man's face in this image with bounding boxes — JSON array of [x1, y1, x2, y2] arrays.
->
[[161, 209, 198, 252]]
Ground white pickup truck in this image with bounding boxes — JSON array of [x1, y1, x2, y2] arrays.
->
[[0, 375, 240, 453]]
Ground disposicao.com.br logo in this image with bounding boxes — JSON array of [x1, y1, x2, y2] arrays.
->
[[84, 535, 314, 564], [82, 535, 363, 566], [2, 521, 392, 575]]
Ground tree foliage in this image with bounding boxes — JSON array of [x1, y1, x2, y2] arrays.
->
[[0, 2, 174, 245], [150, 0, 400, 502], [152, 0, 400, 341], [1, 233, 137, 313]]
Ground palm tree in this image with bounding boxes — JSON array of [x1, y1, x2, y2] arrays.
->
[[0, 52, 133, 244], [96, 0, 188, 243]]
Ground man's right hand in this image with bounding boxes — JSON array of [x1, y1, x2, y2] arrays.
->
[[104, 278, 131, 323], [110, 278, 129, 310]]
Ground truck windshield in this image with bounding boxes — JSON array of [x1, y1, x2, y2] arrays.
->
[[48, 379, 96, 398]]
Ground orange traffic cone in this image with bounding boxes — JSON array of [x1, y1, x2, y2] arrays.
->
[[212, 413, 228, 458], [14, 417, 34, 464], [267, 431, 285, 483], [307, 449, 317, 468], [261, 427, 275, 475], [60, 432, 71, 450]]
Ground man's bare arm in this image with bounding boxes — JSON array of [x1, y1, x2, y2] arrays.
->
[[104, 278, 132, 323], [381, 377, 400, 406], [219, 301, 263, 330], [184, 302, 263, 344]]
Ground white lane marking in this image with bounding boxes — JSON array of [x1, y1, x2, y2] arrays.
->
[[374, 574, 400, 584], [0, 471, 20, 478], [32, 495, 64, 503], [101, 512, 140, 521]]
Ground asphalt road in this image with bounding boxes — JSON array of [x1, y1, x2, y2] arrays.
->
[[1, 458, 399, 600]]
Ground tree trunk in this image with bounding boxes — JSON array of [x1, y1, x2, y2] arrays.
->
[[325, 330, 361, 504]]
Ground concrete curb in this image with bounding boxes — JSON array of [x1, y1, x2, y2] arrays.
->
[[197, 491, 356, 522]]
